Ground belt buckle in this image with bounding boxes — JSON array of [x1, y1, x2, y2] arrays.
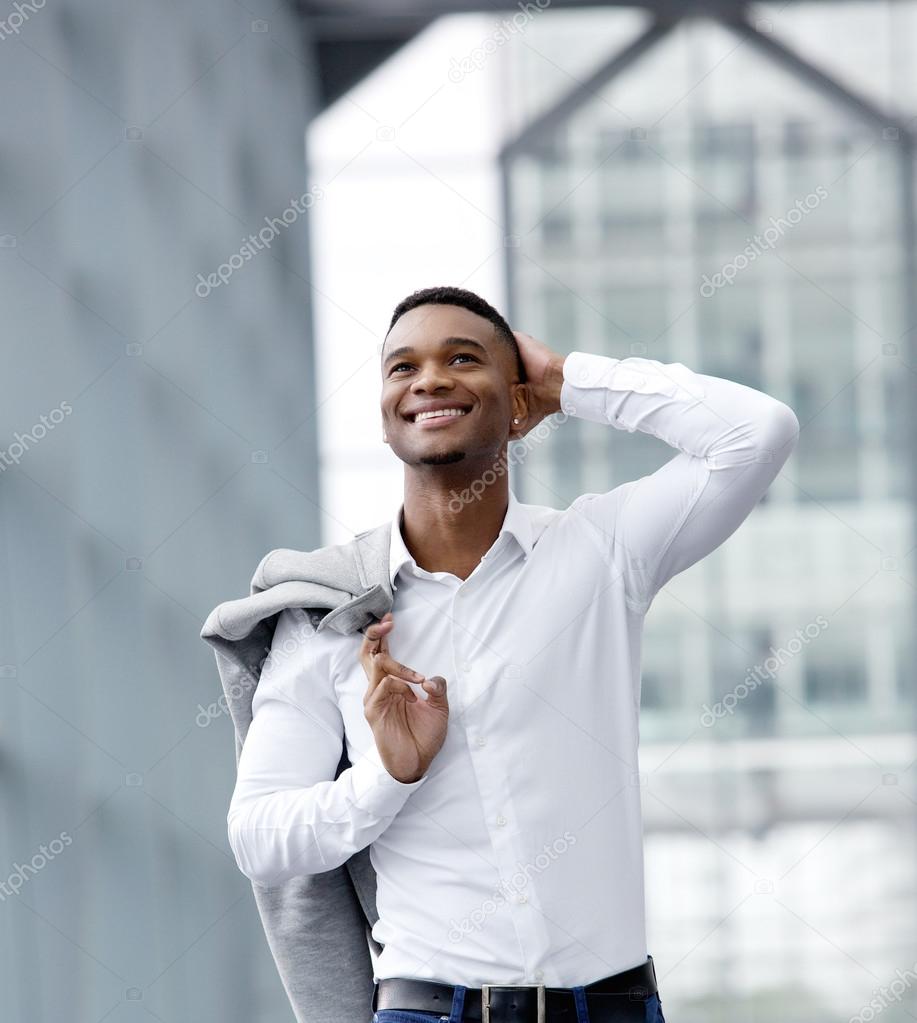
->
[[481, 983, 545, 1023]]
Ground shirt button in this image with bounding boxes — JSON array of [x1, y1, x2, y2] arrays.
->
[[515, 893, 528, 904], [534, 971, 544, 982], [475, 736, 486, 747], [496, 815, 507, 826], [461, 662, 472, 673]]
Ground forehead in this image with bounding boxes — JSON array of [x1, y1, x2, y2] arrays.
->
[[382, 303, 497, 357]]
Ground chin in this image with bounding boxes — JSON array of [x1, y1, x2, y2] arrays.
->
[[418, 450, 466, 466]]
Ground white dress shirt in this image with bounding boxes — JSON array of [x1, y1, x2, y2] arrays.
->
[[227, 350, 799, 988]]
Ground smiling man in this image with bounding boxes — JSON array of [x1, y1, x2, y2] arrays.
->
[[226, 284, 800, 1023]]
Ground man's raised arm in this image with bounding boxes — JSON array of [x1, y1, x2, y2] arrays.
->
[[560, 350, 799, 611], [512, 335, 799, 614]]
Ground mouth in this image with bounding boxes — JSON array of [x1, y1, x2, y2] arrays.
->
[[404, 405, 473, 428]]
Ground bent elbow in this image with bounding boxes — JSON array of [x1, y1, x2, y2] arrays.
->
[[227, 804, 329, 885], [227, 807, 280, 885], [756, 399, 799, 465], [227, 809, 259, 882]]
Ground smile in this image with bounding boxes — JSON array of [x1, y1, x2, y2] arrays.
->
[[405, 406, 472, 427], [414, 408, 468, 423]]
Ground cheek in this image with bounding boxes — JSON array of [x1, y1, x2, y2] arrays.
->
[[380, 393, 402, 421], [481, 390, 511, 422]]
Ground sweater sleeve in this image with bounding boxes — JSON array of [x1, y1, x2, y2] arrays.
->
[[227, 607, 427, 885]]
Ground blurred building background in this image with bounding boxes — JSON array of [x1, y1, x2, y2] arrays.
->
[[1, 2, 915, 1023], [499, 8, 917, 1021], [0, 2, 323, 1020]]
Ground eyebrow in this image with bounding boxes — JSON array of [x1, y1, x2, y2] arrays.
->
[[382, 335, 489, 368]]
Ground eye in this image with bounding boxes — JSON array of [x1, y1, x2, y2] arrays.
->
[[389, 353, 478, 375]]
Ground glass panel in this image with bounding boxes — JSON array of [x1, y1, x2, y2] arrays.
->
[[788, 278, 859, 501], [506, 8, 916, 1021]]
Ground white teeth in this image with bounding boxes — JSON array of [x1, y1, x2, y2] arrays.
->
[[414, 408, 467, 422]]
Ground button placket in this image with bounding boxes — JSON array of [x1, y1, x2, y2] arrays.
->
[[450, 578, 470, 715], [480, 777, 552, 973], [491, 774, 555, 971], [447, 550, 554, 978]]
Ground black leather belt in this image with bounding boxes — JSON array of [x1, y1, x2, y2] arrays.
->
[[373, 957, 658, 1023]]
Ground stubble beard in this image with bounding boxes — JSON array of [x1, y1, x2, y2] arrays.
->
[[418, 449, 466, 465]]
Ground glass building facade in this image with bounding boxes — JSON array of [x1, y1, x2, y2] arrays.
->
[[503, 7, 917, 1021]]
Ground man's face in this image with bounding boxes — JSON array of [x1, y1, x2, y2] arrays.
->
[[380, 303, 520, 467]]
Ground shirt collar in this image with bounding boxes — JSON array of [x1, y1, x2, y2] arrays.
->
[[389, 488, 534, 588]]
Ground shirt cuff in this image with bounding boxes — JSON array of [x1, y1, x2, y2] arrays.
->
[[560, 351, 622, 424], [349, 743, 429, 818]]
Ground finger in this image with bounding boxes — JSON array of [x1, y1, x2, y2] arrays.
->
[[420, 675, 448, 704], [370, 650, 423, 686], [361, 619, 394, 667], [378, 655, 425, 683], [362, 617, 393, 647], [378, 624, 391, 657], [360, 615, 400, 691], [367, 647, 412, 691], [367, 674, 417, 707], [365, 649, 387, 691], [364, 611, 392, 634]]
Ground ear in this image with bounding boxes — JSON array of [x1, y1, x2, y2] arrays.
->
[[508, 382, 530, 439]]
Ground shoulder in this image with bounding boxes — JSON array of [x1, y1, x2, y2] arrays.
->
[[520, 484, 636, 563], [518, 490, 626, 541], [518, 498, 564, 546], [254, 607, 343, 709], [252, 519, 390, 593]]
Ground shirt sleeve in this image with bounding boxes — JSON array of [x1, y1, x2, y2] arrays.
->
[[226, 607, 428, 886], [560, 350, 800, 614]]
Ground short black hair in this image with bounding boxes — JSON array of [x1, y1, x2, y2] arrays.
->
[[385, 285, 526, 383]]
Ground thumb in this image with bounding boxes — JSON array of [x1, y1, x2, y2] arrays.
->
[[422, 676, 447, 700]]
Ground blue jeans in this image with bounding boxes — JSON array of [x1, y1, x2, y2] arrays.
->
[[372, 985, 667, 1023]]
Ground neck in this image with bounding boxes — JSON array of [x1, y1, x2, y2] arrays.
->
[[399, 461, 511, 581]]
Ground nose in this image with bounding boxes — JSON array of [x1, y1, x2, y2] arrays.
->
[[411, 360, 455, 394]]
